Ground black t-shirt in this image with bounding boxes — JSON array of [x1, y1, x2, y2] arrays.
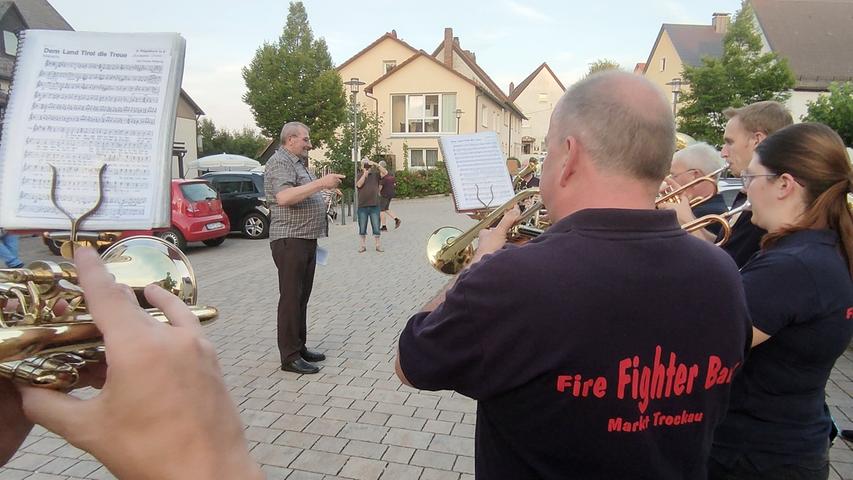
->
[[711, 229, 853, 470], [718, 192, 766, 267], [521, 175, 540, 189], [399, 209, 751, 480], [380, 174, 396, 199]]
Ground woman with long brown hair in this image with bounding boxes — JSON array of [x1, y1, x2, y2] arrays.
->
[[709, 122, 853, 479]]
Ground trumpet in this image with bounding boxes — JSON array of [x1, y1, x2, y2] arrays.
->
[[656, 165, 729, 208], [0, 236, 217, 389], [512, 159, 538, 191], [427, 189, 543, 275], [682, 201, 751, 246]]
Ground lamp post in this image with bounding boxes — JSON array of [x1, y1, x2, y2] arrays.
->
[[666, 77, 683, 117], [343, 77, 365, 216], [454, 108, 464, 134]]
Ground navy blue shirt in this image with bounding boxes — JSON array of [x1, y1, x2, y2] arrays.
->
[[718, 192, 766, 267], [400, 208, 751, 480], [711, 229, 853, 470]]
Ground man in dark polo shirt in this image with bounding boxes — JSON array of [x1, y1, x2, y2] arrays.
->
[[395, 72, 751, 479], [666, 101, 792, 267], [265, 121, 344, 374]]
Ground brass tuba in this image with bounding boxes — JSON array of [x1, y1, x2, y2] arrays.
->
[[427, 188, 542, 275], [0, 236, 217, 389]]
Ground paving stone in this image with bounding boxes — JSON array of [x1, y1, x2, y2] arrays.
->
[[251, 443, 302, 469], [338, 424, 389, 443], [382, 428, 433, 450], [428, 435, 474, 457], [341, 440, 387, 460], [381, 446, 415, 464], [274, 431, 321, 449], [290, 450, 348, 475], [419, 467, 461, 480], [377, 463, 422, 480], [314, 436, 349, 454], [304, 418, 347, 437], [337, 457, 387, 480]]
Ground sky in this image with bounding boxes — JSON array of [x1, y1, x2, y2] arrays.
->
[[50, 0, 743, 133]]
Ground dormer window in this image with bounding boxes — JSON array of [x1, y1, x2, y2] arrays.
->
[[3, 31, 17, 56]]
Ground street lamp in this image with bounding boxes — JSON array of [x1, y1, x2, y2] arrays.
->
[[666, 77, 683, 117], [343, 77, 365, 215], [454, 108, 464, 134]]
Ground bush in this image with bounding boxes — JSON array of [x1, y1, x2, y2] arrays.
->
[[395, 162, 451, 198]]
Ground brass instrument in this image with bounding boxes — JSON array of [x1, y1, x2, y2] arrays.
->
[[656, 165, 729, 208], [512, 159, 538, 191], [676, 132, 697, 151], [427, 189, 542, 275], [0, 236, 217, 389], [682, 201, 751, 246]]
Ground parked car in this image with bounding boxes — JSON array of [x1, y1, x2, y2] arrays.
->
[[42, 179, 230, 254], [717, 178, 744, 209], [200, 171, 270, 239]]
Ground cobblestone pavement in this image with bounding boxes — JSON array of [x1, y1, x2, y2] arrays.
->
[[3, 195, 853, 479]]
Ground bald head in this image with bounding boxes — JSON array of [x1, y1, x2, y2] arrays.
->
[[552, 71, 675, 183]]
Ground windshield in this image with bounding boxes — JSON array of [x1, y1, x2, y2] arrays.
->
[[180, 182, 218, 201]]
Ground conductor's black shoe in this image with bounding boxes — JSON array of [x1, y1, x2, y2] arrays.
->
[[300, 349, 326, 362], [281, 358, 319, 374], [842, 430, 853, 441]]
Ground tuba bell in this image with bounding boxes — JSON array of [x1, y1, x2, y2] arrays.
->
[[0, 236, 217, 389]]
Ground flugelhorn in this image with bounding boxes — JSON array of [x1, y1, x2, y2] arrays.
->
[[427, 188, 542, 275], [0, 236, 217, 389], [656, 164, 729, 208], [681, 201, 751, 246]]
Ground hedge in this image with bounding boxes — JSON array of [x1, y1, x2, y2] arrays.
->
[[394, 162, 451, 198]]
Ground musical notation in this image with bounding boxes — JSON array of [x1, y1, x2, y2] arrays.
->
[[44, 60, 163, 74], [0, 30, 182, 230], [38, 70, 162, 84], [36, 80, 159, 94]]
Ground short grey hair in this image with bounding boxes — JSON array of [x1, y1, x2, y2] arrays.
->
[[280, 121, 309, 143], [552, 71, 675, 182], [673, 142, 726, 180], [379, 160, 387, 168]]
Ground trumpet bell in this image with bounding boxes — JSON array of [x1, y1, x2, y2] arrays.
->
[[427, 227, 473, 275], [101, 236, 196, 306]]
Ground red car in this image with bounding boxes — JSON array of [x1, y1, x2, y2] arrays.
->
[[44, 179, 230, 254]]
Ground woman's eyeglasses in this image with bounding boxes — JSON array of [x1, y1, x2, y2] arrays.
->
[[741, 173, 779, 189]]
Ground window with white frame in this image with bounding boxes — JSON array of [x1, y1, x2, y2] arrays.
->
[[383, 60, 396, 73], [410, 148, 438, 168], [522, 118, 530, 128], [390, 93, 457, 134], [538, 93, 548, 103], [3, 31, 17, 56]]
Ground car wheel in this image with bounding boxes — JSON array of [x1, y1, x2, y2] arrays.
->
[[157, 228, 186, 251], [45, 238, 62, 256], [242, 212, 269, 239], [202, 236, 226, 247]]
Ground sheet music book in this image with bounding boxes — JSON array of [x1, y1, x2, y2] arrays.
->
[[439, 131, 514, 212], [0, 30, 186, 229]]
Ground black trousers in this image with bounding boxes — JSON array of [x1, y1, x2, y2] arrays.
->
[[271, 238, 317, 363]]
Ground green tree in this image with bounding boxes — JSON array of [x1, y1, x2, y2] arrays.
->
[[198, 117, 269, 159], [803, 82, 853, 146], [242, 1, 346, 149], [677, 3, 795, 145], [317, 106, 388, 190], [585, 59, 622, 77]]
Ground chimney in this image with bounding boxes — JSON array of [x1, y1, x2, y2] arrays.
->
[[390, 29, 397, 38], [443, 27, 453, 67], [712, 13, 730, 34], [509, 82, 515, 94]]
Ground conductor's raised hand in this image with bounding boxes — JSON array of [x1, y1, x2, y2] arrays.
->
[[18, 247, 263, 480], [320, 173, 346, 189]]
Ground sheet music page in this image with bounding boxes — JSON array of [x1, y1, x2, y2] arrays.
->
[[439, 132, 514, 211], [0, 30, 184, 230]]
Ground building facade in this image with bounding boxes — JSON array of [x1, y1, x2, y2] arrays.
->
[[508, 63, 566, 159]]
